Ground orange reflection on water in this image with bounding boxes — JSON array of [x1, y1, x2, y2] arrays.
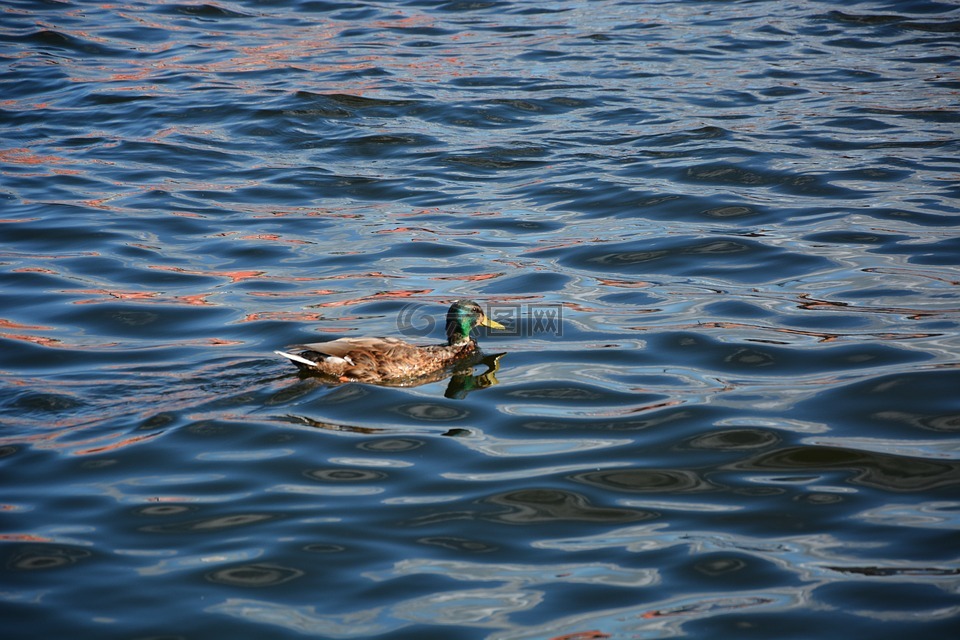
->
[[0, 419, 163, 457], [149, 265, 265, 283], [309, 289, 433, 309], [73, 431, 163, 456], [73, 288, 158, 302], [523, 236, 605, 254], [241, 311, 331, 324], [69, 287, 214, 307], [81, 196, 120, 210], [376, 226, 427, 234], [323, 271, 402, 281], [0, 533, 53, 543], [796, 293, 957, 320], [238, 233, 311, 245], [374, 225, 477, 237], [12, 267, 58, 274], [431, 272, 503, 282], [241, 290, 443, 324], [0, 147, 67, 166], [0, 318, 52, 331], [596, 277, 652, 288], [178, 293, 214, 306], [30, 2, 506, 101], [252, 208, 363, 219], [0, 332, 63, 348], [247, 289, 339, 299]]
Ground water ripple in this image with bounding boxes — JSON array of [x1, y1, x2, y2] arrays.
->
[[2, 0, 959, 637]]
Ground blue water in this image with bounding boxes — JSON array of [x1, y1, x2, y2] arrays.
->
[[2, 0, 959, 638]]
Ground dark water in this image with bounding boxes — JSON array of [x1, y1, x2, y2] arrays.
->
[[2, 0, 959, 638]]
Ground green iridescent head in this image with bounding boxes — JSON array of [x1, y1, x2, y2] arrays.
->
[[445, 300, 505, 345]]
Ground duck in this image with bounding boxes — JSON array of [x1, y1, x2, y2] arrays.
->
[[274, 300, 505, 383]]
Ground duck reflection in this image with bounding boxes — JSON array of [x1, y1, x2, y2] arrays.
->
[[442, 351, 504, 399]]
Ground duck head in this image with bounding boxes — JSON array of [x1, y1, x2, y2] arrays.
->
[[445, 300, 505, 345]]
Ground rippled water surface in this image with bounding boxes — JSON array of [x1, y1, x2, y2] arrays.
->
[[2, 0, 960, 638]]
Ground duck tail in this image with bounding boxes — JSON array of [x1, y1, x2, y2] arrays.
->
[[274, 350, 317, 368]]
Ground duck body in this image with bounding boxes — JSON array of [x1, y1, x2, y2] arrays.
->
[[275, 300, 504, 384], [277, 336, 481, 382]]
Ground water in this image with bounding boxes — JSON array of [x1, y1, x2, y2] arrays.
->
[[2, 0, 959, 638]]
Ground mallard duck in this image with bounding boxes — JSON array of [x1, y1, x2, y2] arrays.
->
[[274, 300, 505, 383]]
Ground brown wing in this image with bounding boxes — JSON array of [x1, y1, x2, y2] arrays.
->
[[294, 337, 439, 381], [297, 337, 415, 359]]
